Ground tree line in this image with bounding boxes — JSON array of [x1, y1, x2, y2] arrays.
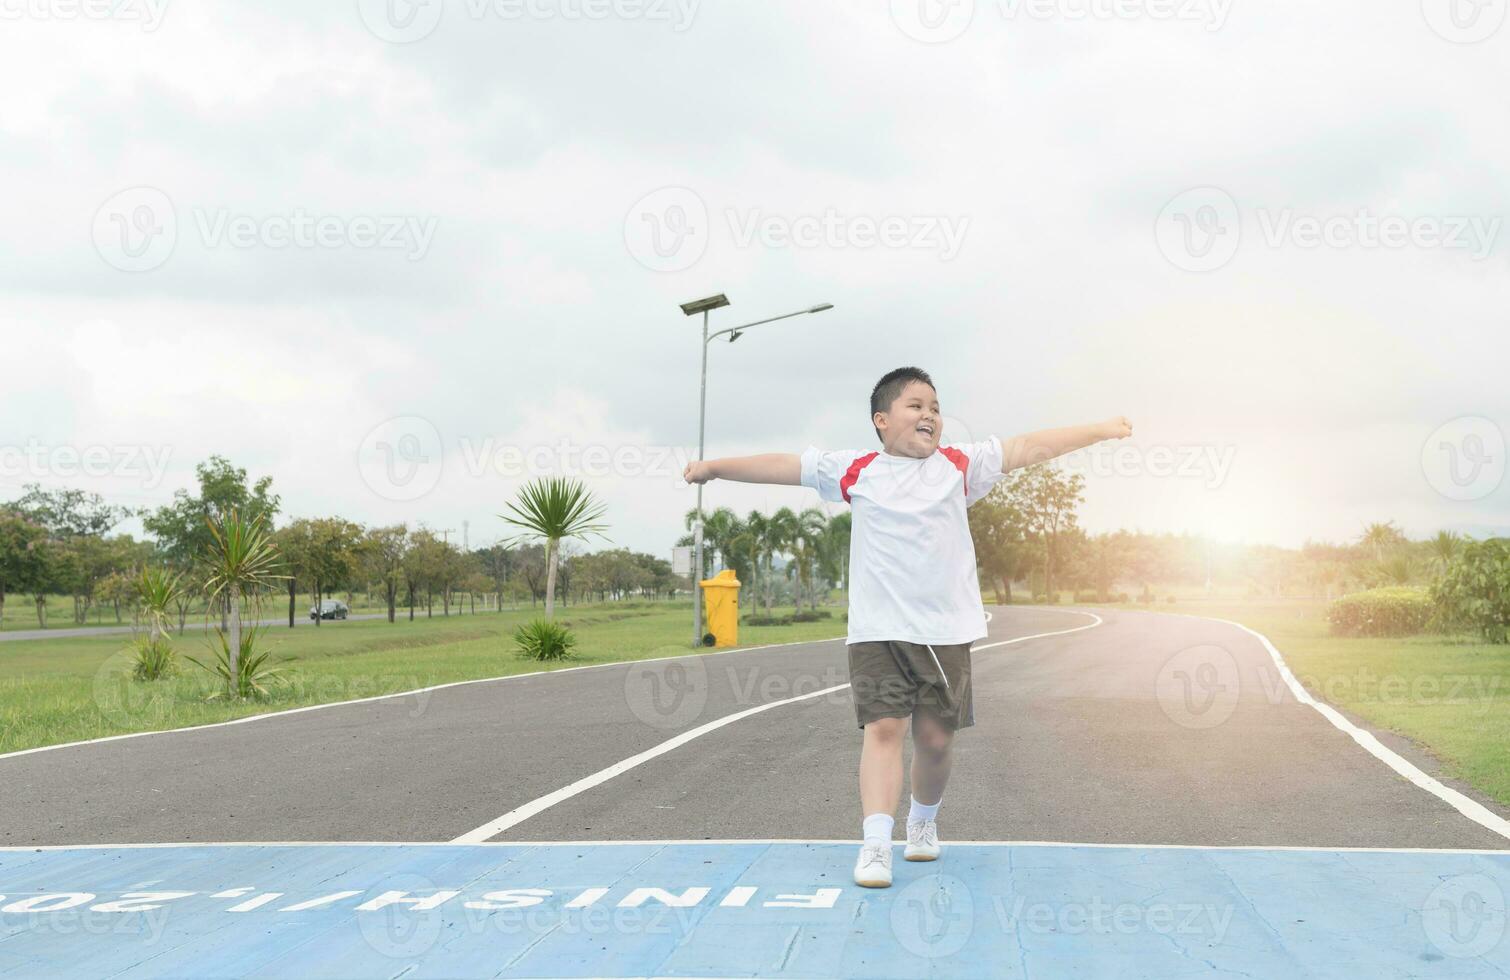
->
[[680, 464, 1489, 605], [1, 453, 1488, 635], [0, 456, 678, 631]]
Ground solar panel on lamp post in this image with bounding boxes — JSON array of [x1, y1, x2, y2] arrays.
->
[[681, 295, 835, 648]]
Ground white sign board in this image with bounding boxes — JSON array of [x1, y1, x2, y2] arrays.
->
[[672, 546, 692, 576]]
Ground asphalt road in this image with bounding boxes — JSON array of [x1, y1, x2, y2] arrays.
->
[[2, 605, 1506, 850]]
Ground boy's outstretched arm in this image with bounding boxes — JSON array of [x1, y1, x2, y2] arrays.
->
[[1001, 416, 1133, 472], [683, 453, 802, 486]]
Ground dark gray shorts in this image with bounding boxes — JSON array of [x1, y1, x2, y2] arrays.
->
[[847, 639, 974, 731]]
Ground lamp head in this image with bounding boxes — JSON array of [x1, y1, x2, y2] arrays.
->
[[680, 294, 731, 316]]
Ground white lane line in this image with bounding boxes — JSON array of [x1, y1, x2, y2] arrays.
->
[[1099, 605, 1510, 844], [0, 633, 847, 763], [1007, 605, 1509, 844], [975, 608, 1102, 650], [449, 683, 852, 843], [984, 603, 1510, 843], [451, 611, 1106, 844], [4, 839, 1507, 854], [1204, 613, 1510, 843]]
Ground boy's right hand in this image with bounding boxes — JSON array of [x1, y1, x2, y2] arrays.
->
[[683, 460, 715, 484]]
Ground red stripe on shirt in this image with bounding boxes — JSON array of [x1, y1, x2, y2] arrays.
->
[[839, 452, 879, 503], [939, 446, 970, 498]]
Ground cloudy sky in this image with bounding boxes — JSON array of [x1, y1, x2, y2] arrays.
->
[[2, 0, 1506, 557]]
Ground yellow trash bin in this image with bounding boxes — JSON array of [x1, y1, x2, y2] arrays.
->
[[698, 568, 741, 647]]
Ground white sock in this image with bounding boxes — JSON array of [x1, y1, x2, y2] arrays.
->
[[862, 813, 894, 846], [907, 795, 941, 825]]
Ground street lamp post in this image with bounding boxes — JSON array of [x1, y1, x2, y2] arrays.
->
[[681, 294, 834, 648]]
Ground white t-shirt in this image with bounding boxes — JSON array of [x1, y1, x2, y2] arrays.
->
[[799, 435, 1007, 646]]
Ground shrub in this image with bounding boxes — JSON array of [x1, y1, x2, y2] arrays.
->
[[1327, 587, 1434, 638], [1074, 591, 1099, 603], [1115, 592, 1130, 603], [184, 625, 294, 701], [1137, 592, 1155, 604], [791, 610, 833, 623], [1431, 539, 1510, 643], [131, 635, 179, 681], [744, 615, 792, 626], [1165, 595, 1177, 604], [514, 618, 577, 660]]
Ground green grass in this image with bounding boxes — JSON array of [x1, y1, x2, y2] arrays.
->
[[0, 599, 847, 755], [1148, 598, 1510, 809]]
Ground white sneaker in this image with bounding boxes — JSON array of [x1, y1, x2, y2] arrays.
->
[[853, 841, 893, 887], [904, 819, 940, 861]]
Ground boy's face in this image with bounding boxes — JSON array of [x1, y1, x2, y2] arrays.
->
[[876, 380, 940, 457]]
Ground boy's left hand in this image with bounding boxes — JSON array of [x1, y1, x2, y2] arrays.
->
[[1101, 416, 1133, 439]]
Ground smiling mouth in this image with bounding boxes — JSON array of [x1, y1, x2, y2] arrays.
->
[[917, 424, 935, 437]]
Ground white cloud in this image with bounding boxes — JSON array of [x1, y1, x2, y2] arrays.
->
[[1, 0, 1506, 553]]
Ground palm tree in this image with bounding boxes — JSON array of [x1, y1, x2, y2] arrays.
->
[[768, 507, 799, 612], [722, 515, 759, 594], [200, 508, 287, 686], [1428, 530, 1463, 574], [743, 510, 769, 609], [136, 565, 183, 649], [700, 507, 742, 579], [759, 513, 786, 615], [499, 477, 609, 619], [824, 512, 852, 595], [788, 507, 828, 611], [1359, 521, 1406, 562]]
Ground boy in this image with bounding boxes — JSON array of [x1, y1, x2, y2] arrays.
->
[[682, 366, 1131, 887]]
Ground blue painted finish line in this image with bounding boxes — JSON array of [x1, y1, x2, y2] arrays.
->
[[1, 842, 1507, 978]]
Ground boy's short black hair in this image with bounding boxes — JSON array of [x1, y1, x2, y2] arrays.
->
[[870, 366, 936, 444]]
